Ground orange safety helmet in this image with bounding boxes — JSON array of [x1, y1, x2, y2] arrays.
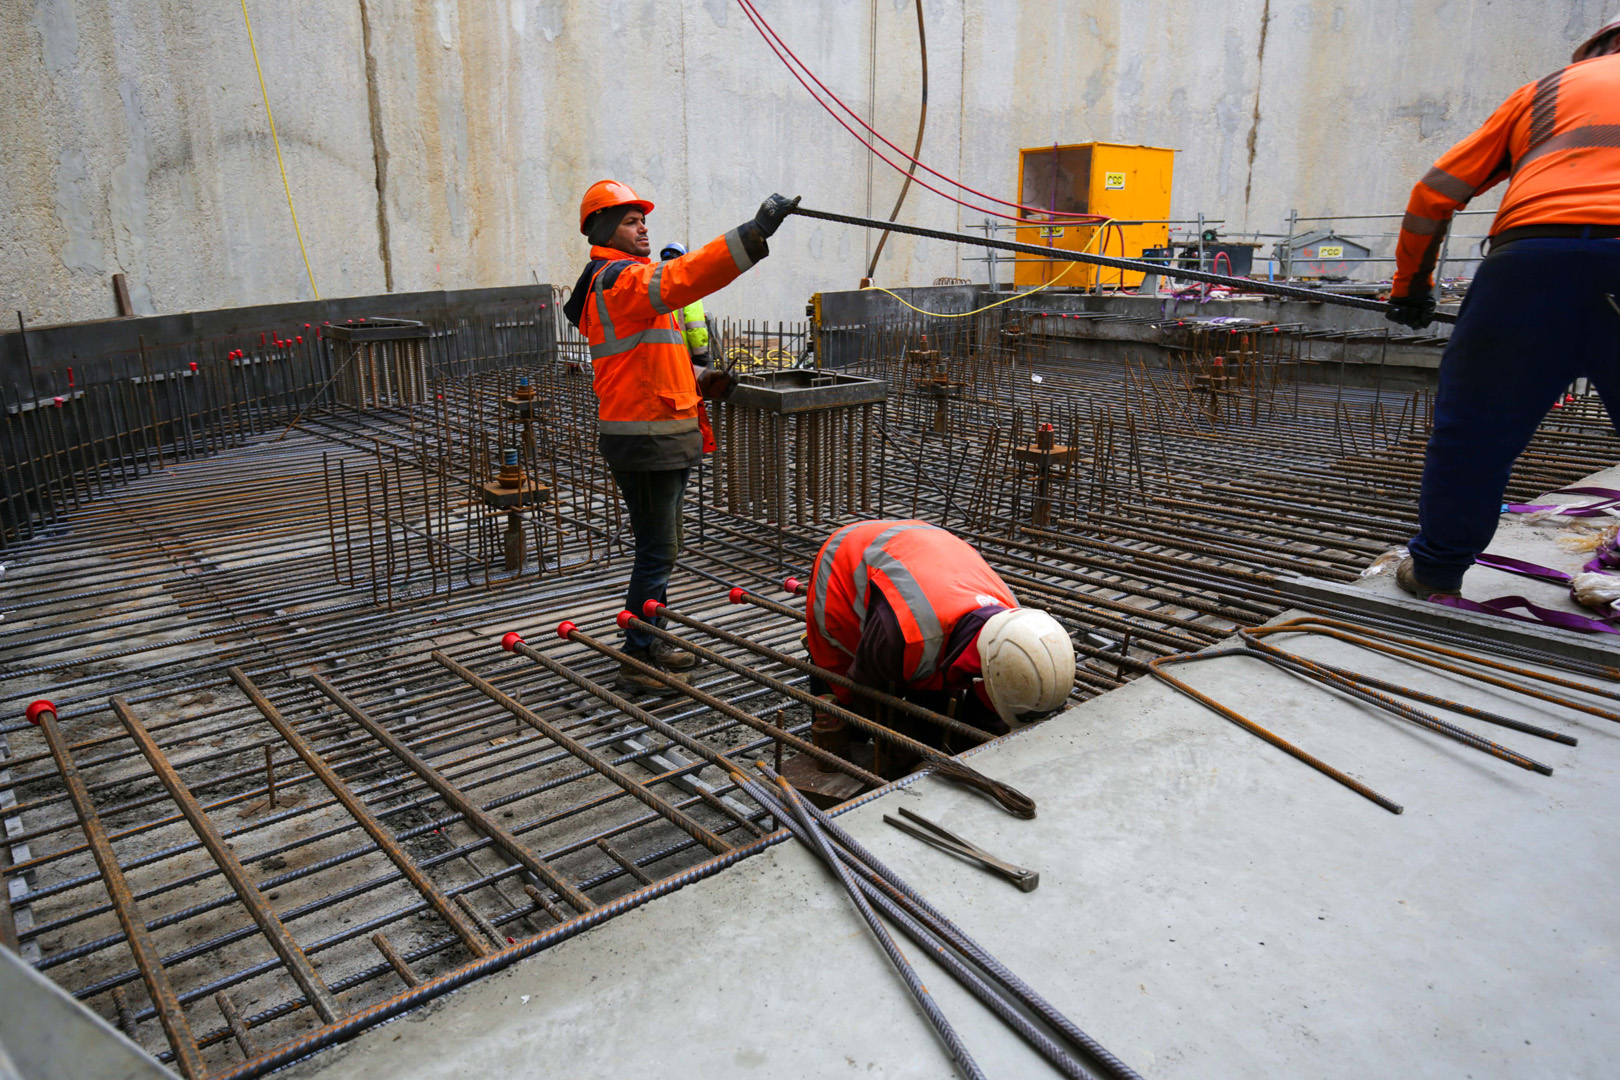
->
[[1573, 17, 1620, 62], [579, 179, 655, 235]]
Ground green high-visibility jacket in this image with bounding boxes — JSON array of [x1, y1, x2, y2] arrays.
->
[[674, 298, 708, 354]]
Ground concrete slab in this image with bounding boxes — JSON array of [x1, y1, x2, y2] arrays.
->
[[291, 622, 1620, 1079]]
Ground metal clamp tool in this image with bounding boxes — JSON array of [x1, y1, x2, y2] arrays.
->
[[882, 807, 1039, 892]]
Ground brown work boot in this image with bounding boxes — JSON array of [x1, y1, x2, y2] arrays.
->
[[650, 639, 698, 671], [615, 647, 689, 695], [1396, 557, 1461, 601]]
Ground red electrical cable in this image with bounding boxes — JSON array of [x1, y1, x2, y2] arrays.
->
[[735, 0, 1106, 226]]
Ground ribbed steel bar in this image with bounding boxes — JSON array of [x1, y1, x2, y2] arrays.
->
[[307, 673, 597, 913], [26, 701, 207, 1079], [431, 649, 735, 856], [611, 612, 1037, 818], [227, 666, 494, 959], [109, 695, 347, 1023]]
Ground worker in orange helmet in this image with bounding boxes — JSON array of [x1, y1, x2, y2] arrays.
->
[[563, 180, 800, 693], [1386, 20, 1620, 600], [802, 520, 1076, 768]]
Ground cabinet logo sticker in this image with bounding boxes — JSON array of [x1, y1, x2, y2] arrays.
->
[[1317, 245, 1344, 259], [1103, 172, 1127, 190]]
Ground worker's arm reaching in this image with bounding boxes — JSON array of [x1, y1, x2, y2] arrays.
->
[[585, 195, 799, 325], [1391, 44, 1620, 328], [1390, 88, 1526, 315]]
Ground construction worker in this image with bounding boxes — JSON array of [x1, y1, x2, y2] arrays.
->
[[803, 520, 1076, 765], [1386, 20, 1620, 599], [658, 242, 713, 365], [563, 180, 800, 692]]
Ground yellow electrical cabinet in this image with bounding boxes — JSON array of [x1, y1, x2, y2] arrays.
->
[[1013, 142, 1175, 289]]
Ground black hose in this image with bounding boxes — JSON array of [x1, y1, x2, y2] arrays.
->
[[791, 205, 1458, 325]]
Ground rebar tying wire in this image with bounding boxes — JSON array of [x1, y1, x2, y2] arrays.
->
[[787, 205, 1459, 324]]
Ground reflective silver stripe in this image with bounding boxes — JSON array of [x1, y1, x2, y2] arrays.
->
[[1419, 166, 1475, 203], [588, 328, 688, 361], [851, 522, 932, 628], [1401, 211, 1445, 237], [1527, 70, 1563, 151], [812, 523, 867, 658], [649, 263, 672, 315], [597, 417, 701, 435], [594, 269, 622, 348], [1515, 123, 1620, 172], [724, 227, 755, 272], [855, 523, 947, 680]]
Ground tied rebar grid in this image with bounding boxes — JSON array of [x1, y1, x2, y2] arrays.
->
[[1, 298, 1618, 1074]]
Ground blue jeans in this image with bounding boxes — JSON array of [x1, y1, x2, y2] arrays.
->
[[611, 468, 689, 650], [1410, 236, 1620, 590]]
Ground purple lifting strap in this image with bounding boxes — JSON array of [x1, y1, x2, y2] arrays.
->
[[1443, 551, 1620, 634], [1503, 486, 1620, 517], [1473, 552, 1573, 583], [1433, 593, 1620, 635]]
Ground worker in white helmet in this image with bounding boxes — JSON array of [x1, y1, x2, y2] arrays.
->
[[802, 520, 1076, 763]]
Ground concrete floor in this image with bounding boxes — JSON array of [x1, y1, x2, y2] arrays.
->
[[292, 604, 1620, 1079]]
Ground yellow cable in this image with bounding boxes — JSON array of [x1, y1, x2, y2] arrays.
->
[[241, 0, 320, 299], [862, 218, 1114, 318]]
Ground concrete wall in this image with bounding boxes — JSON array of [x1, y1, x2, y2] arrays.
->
[[5, 0, 1618, 327]]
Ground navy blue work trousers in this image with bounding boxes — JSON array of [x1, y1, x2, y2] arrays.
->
[[611, 467, 689, 651], [1410, 237, 1620, 590]]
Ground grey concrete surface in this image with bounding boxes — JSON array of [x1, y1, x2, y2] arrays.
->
[[6, 2, 1620, 324], [0, 946, 172, 1080], [290, 620, 1620, 1079]]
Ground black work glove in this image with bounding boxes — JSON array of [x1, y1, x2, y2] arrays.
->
[[696, 364, 734, 401], [754, 194, 801, 238], [1385, 286, 1437, 330]]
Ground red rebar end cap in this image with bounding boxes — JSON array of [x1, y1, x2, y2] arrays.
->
[[729, 587, 748, 605], [783, 577, 801, 594], [501, 632, 524, 652], [26, 700, 55, 726], [615, 610, 635, 630], [556, 621, 577, 640], [296, 336, 304, 344], [641, 599, 663, 619], [189, 361, 199, 372]]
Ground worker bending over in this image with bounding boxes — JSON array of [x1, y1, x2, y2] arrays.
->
[[659, 241, 713, 365], [804, 520, 1076, 765], [563, 180, 799, 692], [1386, 20, 1620, 599]]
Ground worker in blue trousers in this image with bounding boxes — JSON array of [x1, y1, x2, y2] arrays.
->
[[1386, 19, 1620, 599]]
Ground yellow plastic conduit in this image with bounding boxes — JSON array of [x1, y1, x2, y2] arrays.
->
[[241, 0, 320, 299]]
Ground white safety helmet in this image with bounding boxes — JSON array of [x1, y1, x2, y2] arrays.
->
[[978, 608, 1076, 725]]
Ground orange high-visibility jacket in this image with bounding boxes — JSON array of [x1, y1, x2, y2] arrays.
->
[[805, 521, 1019, 699], [578, 227, 764, 440], [1393, 53, 1620, 297]]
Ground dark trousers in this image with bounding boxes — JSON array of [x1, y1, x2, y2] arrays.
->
[[1410, 236, 1620, 590], [611, 467, 689, 651]]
